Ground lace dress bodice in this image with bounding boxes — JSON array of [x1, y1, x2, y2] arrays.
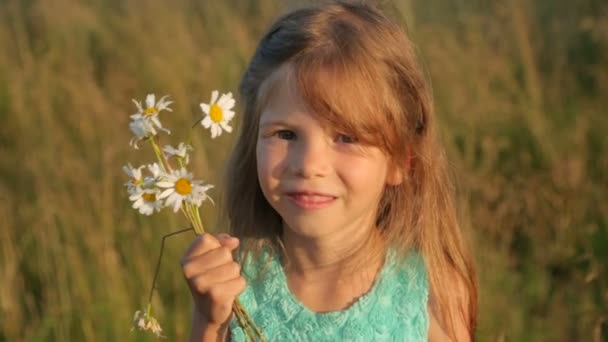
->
[[230, 250, 429, 341]]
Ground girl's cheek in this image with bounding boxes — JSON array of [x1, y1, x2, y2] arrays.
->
[[257, 145, 278, 170]]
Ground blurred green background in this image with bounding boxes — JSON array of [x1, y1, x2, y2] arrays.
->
[[0, 0, 606, 340]]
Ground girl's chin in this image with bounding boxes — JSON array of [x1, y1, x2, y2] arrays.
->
[[280, 219, 337, 239]]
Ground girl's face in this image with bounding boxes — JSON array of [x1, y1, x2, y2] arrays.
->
[[256, 81, 402, 241]]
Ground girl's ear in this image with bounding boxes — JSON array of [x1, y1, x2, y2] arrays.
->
[[386, 165, 404, 186], [386, 148, 413, 186]]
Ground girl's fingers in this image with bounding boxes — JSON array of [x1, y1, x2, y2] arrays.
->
[[190, 262, 243, 293], [216, 233, 231, 240], [203, 276, 247, 325], [181, 234, 246, 326], [202, 276, 247, 304], [182, 246, 235, 279], [218, 234, 240, 251], [181, 233, 221, 264]]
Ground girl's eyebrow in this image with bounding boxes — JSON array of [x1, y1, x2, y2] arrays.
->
[[259, 119, 291, 128]]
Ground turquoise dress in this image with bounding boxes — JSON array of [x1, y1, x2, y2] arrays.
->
[[230, 249, 429, 341]]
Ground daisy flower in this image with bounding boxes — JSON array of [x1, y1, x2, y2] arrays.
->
[[156, 168, 214, 212], [199, 90, 235, 138], [129, 188, 163, 216], [129, 118, 158, 149], [163, 143, 192, 165], [132, 310, 164, 338], [132, 94, 173, 120], [144, 162, 164, 186], [129, 94, 172, 148], [123, 164, 146, 192]]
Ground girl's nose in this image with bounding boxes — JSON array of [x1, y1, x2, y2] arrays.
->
[[289, 138, 331, 179]]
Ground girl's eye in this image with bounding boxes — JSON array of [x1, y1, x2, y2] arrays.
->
[[336, 134, 358, 144], [276, 130, 296, 140]]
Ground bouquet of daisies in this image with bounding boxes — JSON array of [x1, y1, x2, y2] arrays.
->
[[124, 92, 262, 340]]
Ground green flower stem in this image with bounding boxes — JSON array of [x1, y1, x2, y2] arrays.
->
[[190, 204, 205, 235], [196, 210, 204, 234], [149, 137, 172, 173], [234, 301, 265, 341], [183, 204, 201, 234], [184, 206, 196, 232], [147, 227, 196, 306], [186, 118, 204, 148]]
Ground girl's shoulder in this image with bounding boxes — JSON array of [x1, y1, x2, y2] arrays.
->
[[385, 249, 427, 284], [379, 249, 429, 307]]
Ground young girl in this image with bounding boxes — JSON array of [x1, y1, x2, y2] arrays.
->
[[181, 1, 477, 341]]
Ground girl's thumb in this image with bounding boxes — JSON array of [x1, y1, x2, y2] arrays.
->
[[217, 233, 240, 250]]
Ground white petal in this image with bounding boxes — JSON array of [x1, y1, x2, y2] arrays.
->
[[223, 110, 235, 121], [146, 94, 155, 109], [158, 188, 174, 198], [133, 197, 144, 208], [134, 165, 144, 178], [132, 99, 144, 113], [172, 198, 182, 212], [210, 90, 219, 104], [163, 145, 175, 155], [201, 116, 212, 128], [211, 125, 220, 138], [200, 103, 210, 114], [223, 99, 235, 111], [218, 94, 235, 110], [163, 193, 175, 207], [130, 138, 140, 149], [157, 96, 172, 111], [139, 205, 148, 215], [148, 163, 163, 178], [217, 93, 229, 107], [165, 192, 182, 212], [151, 116, 163, 129], [220, 122, 232, 133]]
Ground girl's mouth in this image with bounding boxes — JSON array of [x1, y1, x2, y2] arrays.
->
[[285, 192, 336, 210]]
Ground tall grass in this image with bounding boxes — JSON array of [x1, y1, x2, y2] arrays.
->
[[0, 0, 606, 340]]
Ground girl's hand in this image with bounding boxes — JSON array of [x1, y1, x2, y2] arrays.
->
[[181, 233, 245, 337]]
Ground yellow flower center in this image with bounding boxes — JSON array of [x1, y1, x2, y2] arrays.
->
[[209, 104, 223, 123], [144, 107, 158, 116], [175, 178, 192, 195], [142, 193, 156, 202], [133, 177, 143, 185]]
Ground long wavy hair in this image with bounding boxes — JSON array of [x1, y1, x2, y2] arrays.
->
[[224, 1, 478, 339]]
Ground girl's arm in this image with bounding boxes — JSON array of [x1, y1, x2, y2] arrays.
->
[[189, 307, 230, 342]]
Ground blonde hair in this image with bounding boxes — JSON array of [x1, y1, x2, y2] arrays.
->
[[224, 1, 478, 339]]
